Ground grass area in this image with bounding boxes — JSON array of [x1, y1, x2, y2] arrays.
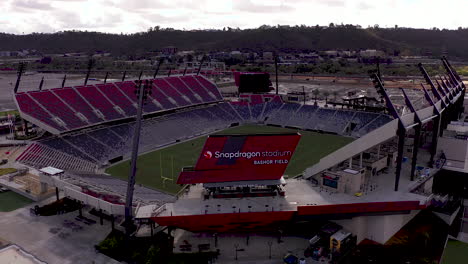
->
[[106, 137, 207, 194], [0, 191, 32, 212], [440, 239, 468, 264], [105, 125, 352, 194], [0, 168, 17, 176], [0, 110, 19, 117], [456, 65, 468, 76]]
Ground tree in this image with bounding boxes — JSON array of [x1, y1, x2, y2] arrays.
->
[[332, 90, 339, 101]]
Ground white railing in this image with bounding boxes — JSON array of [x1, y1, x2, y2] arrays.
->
[[304, 119, 398, 178], [152, 204, 167, 217]]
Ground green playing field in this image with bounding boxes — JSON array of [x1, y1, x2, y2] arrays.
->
[[0, 191, 33, 212], [105, 125, 352, 194], [440, 239, 468, 264]]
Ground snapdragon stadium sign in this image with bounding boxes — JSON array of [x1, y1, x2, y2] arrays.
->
[[177, 133, 301, 184]]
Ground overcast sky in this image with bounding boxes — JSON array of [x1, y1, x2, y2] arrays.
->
[[1, 0, 467, 34]]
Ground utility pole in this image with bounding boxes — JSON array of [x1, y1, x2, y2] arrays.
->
[[124, 79, 152, 236]]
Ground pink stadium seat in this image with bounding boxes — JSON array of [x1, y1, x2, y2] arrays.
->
[[53, 88, 102, 123], [194, 75, 223, 100], [15, 144, 34, 161], [75, 85, 123, 120], [97, 83, 137, 116], [29, 90, 88, 129], [149, 82, 178, 109], [153, 79, 190, 106], [165, 77, 202, 103], [179, 76, 215, 102], [114, 81, 161, 113], [15, 77, 224, 134], [250, 95, 263, 104], [15, 93, 65, 131]]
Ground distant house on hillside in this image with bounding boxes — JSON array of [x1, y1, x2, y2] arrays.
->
[[262, 52, 273, 60], [339, 50, 356, 57], [0, 51, 12, 57], [324, 50, 339, 57], [359, 49, 385, 58], [162, 46, 177, 55]]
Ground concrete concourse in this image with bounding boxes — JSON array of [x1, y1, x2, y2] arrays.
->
[[0, 196, 119, 264]]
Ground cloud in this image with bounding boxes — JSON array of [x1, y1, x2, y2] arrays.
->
[[1, 0, 468, 34], [233, 0, 295, 13], [115, 0, 173, 11], [357, 1, 373, 10], [317, 0, 345, 7], [11, 0, 52, 11], [146, 13, 189, 24], [53, 11, 121, 30]]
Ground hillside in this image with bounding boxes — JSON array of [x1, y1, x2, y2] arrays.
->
[[1, 26, 468, 59]]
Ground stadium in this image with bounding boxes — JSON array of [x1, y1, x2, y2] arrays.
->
[[2, 57, 467, 262]]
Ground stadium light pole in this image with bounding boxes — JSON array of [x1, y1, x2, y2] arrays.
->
[[61, 74, 67, 88], [38, 77, 44, 91], [84, 59, 94, 86], [124, 79, 151, 236], [122, 71, 127, 82], [153, 59, 164, 79], [302, 86, 306, 105], [104, 72, 109, 84], [197, 55, 207, 75], [14, 62, 26, 94], [274, 54, 279, 95]]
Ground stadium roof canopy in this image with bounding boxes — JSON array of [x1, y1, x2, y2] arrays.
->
[[39, 166, 64, 175]]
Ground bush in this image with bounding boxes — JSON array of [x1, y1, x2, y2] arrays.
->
[[96, 231, 126, 261], [36, 198, 80, 216], [96, 230, 218, 264], [144, 245, 161, 264]]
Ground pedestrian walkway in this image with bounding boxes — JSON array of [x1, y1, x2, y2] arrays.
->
[[173, 229, 311, 263]]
